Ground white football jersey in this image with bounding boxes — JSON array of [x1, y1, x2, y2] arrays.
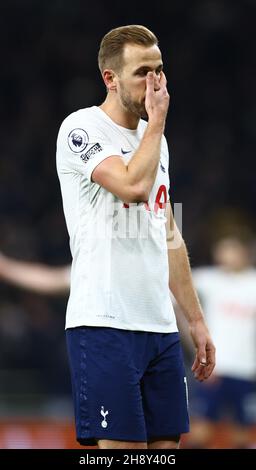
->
[[56, 106, 177, 333], [193, 267, 256, 379]]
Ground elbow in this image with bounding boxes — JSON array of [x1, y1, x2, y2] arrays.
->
[[126, 183, 149, 203]]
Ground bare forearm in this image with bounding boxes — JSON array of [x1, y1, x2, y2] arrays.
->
[[127, 121, 165, 198], [168, 241, 204, 325], [126, 71, 169, 198], [0, 256, 70, 294], [166, 209, 216, 379]]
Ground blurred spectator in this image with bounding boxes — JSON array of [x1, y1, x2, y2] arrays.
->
[[182, 232, 256, 448]]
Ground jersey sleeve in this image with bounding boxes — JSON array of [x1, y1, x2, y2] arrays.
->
[[56, 113, 121, 181]]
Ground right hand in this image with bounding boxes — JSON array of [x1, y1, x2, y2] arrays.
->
[[189, 318, 216, 382], [145, 71, 170, 125]]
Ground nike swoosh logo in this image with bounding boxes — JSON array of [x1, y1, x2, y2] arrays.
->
[[160, 161, 166, 173], [121, 148, 132, 155]]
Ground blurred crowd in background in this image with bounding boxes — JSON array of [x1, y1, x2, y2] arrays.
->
[[0, 0, 255, 447]]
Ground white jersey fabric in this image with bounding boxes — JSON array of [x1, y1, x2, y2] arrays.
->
[[193, 267, 256, 380], [56, 106, 177, 333]]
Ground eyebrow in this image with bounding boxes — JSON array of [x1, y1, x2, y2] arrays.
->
[[134, 63, 163, 74]]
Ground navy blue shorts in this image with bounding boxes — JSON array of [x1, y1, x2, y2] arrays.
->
[[66, 326, 189, 445], [190, 376, 256, 425]]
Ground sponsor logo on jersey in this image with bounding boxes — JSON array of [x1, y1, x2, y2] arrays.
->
[[80, 143, 102, 163], [68, 128, 89, 153]]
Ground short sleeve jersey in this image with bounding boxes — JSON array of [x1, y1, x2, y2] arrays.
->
[[56, 106, 177, 333]]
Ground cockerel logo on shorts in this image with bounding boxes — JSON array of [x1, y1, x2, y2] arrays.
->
[[100, 406, 109, 428]]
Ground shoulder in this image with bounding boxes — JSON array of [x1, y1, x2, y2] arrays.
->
[[57, 107, 109, 151], [58, 106, 98, 132]]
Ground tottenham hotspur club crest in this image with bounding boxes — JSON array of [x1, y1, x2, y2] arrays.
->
[[100, 406, 109, 428], [68, 128, 89, 153]]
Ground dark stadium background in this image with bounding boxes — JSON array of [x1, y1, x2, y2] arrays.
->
[[0, 0, 255, 448]]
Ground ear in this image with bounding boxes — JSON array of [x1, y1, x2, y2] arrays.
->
[[102, 69, 117, 92]]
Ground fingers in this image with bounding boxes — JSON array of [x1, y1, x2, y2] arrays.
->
[[146, 72, 154, 95], [146, 71, 167, 94], [192, 346, 216, 382], [192, 358, 209, 381], [145, 70, 169, 119], [204, 356, 215, 378], [159, 71, 167, 88], [191, 344, 206, 371]]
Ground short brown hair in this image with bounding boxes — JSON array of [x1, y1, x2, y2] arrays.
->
[[98, 25, 158, 74]]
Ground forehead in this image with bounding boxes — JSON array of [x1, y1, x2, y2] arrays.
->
[[122, 43, 162, 70]]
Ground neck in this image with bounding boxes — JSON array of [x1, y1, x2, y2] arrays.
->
[[99, 93, 139, 130]]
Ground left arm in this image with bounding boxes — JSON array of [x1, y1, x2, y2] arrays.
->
[[166, 203, 215, 381], [0, 253, 70, 295]]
